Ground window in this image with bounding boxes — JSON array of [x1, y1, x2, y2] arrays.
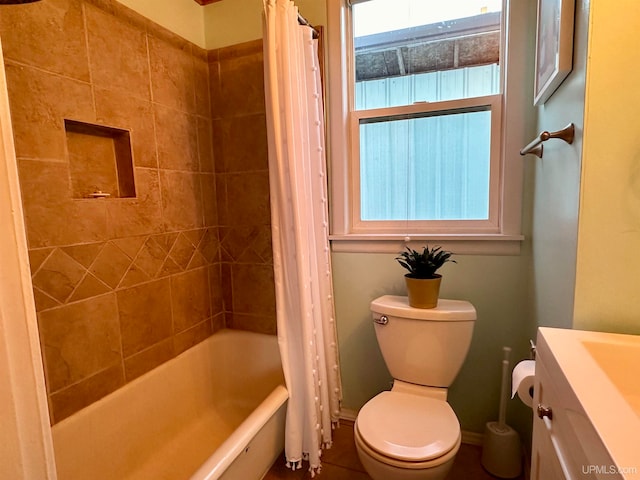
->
[[326, 0, 532, 254]]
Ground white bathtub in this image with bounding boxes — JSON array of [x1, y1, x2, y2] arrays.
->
[[51, 329, 288, 480]]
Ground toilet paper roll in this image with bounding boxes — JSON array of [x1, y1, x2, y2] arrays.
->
[[511, 360, 535, 408]]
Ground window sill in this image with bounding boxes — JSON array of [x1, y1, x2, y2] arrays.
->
[[329, 234, 524, 255]]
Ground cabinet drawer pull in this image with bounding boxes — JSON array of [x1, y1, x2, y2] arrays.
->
[[537, 404, 553, 420]]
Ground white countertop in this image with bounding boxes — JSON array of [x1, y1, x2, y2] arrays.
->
[[539, 327, 640, 479]]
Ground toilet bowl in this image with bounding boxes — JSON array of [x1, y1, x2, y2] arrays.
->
[[355, 295, 476, 480], [354, 390, 461, 480]]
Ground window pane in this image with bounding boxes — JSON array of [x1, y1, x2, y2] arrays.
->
[[359, 110, 491, 221], [353, 0, 501, 109]]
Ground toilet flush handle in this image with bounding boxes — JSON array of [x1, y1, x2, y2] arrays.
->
[[374, 315, 388, 326]]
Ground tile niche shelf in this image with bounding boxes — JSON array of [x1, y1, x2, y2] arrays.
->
[[64, 119, 136, 199]]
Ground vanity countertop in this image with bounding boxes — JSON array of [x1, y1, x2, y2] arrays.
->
[[539, 327, 640, 479]]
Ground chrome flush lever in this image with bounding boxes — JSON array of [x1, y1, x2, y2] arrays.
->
[[374, 315, 388, 326]]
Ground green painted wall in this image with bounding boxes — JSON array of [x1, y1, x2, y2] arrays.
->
[[530, 0, 589, 332]]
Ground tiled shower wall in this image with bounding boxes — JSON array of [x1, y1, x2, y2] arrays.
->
[[210, 40, 277, 335], [0, 0, 276, 423]]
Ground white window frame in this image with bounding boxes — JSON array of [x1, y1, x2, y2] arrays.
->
[[351, 95, 502, 234], [325, 0, 534, 254]]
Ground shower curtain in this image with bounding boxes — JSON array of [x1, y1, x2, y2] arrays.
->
[[262, 0, 342, 475]]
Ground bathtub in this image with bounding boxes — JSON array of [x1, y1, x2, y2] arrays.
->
[[51, 329, 288, 480]]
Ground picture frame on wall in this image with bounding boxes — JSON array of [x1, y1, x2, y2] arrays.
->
[[533, 0, 575, 106]]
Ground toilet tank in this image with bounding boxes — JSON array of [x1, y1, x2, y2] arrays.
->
[[370, 295, 476, 388]]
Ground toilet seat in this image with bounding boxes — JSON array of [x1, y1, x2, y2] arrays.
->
[[356, 391, 460, 463]]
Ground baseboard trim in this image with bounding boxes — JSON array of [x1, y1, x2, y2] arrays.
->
[[339, 408, 358, 423], [461, 430, 484, 445]]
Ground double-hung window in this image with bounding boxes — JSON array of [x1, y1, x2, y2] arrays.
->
[[326, 0, 532, 253]]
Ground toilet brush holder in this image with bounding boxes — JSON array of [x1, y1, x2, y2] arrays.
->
[[481, 347, 522, 478], [481, 421, 522, 478]]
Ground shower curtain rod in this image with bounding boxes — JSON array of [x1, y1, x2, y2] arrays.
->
[[298, 12, 319, 39]]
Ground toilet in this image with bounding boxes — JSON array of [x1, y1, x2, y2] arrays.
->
[[354, 295, 476, 480]]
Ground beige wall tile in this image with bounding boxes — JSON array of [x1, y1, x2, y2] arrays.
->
[[187, 250, 207, 270], [221, 171, 271, 227], [61, 243, 104, 269], [170, 267, 211, 333], [33, 288, 62, 312], [106, 168, 163, 239], [221, 262, 233, 313], [0, 0, 90, 82], [152, 232, 179, 254], [226, 313, 276, 336], [5, 63, 95, 161], [211, 312, 225, 333], [214, 173, 227, 223], [208, 264, 224, 315], [219, 226, 253, 262], [95, 88, 157, 169], [38, 294, 121, 392], [193, 55, 211, 119], [85, 4, 151, 100], [67, 130, 120, 198], [67, 274, 111, 303], [117, 278, 172, 357], [197, 228, 219, 264], [154, 104, 199, 171], [133, 236, 168, 278], [168, 233, 196, 270], [173, 320, 212, 355], [183, 228, 206, 249], [216, 39, 263, 61], [18, 160, 109, 248], [208, 60, 222, 119], [32, 249, 87, 303], [89, 242, 131, 288], [220, 226, 272, 264], [158, 257, 182, 277], [49, 364, 124, 423], [160, 170, 204, 231], [217, 53, 265, 117], [231, 263, 276, 317], [123, 339, 174, 382], [215, 114, 268, 174], [200, 173, 218, 227], [250, 225, 273, 264], [197, 117, 215, 173], [112, 236, 145, 259], [148, 35, 196, 113], [28, 248, 54, 273], [119, 263, 151, 289]]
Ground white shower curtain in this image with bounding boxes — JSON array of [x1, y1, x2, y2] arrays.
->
[[262, 0, 342, 476]]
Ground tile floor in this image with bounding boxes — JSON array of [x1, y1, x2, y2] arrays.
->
[[264, 420, 526, 480]]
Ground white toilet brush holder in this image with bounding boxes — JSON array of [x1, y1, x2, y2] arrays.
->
[[481, 347, 522, 478]]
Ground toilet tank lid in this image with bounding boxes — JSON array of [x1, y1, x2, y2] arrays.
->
[[371, 295, 476, 321]]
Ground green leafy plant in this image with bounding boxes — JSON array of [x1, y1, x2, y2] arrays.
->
[[396, 245, 456, 279]]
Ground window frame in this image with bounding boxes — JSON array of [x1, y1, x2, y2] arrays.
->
[[325, 0, 532, 254], [351, 94, 503, 235]]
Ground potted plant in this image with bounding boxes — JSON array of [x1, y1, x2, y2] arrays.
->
[[396, 245, 456, 308]]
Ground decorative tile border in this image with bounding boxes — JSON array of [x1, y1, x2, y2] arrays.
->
[[29, 227, 219, 312]]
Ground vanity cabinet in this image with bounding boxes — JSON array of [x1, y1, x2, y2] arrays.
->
[[531, 330, 622, 480]]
